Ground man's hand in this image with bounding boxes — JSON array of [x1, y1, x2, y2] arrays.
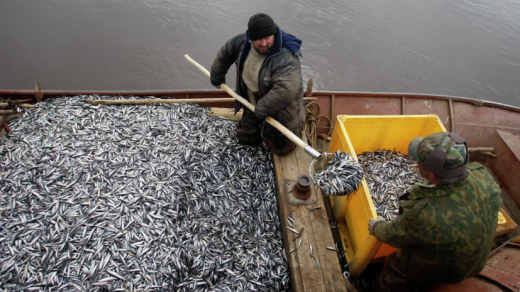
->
[[368, 217, 386, 235], [210, 72, 225, 88], [253, 107, 266, 122]]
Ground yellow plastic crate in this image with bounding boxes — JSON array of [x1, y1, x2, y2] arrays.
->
[[327, 115, 447, 275]]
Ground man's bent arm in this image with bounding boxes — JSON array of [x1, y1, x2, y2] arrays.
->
[[373, 205, 432, 248], [210, 34, 246, 86], [255, 54, 302, 121]]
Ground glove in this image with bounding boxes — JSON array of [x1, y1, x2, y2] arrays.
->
[[254, 107, 266, 123], [210, 72, 225, 87], [368, 217, 386, 235]]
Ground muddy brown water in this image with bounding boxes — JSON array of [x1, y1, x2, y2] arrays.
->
[[1, 0, 520, 107]]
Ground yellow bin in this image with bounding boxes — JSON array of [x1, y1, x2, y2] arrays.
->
[[327, 115, 447, 276]]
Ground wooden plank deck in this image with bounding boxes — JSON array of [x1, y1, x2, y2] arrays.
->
[[272, 136, 347, 292]]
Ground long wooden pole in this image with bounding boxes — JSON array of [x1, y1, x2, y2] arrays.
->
[[88, 98, 236, 105], [468, 147, 494, 153], [184, 54, 321, 158], [87, 97, 316, 105]]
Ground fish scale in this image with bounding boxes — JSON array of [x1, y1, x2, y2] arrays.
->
[[0, 95, 290, 291]]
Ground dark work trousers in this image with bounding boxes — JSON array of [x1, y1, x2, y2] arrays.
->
[[236, 107, 301, 156], [371, 252, 441, 292]]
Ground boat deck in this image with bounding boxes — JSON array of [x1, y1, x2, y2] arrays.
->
[[1, 89, 519, 291], [272, 135, 347, 292]]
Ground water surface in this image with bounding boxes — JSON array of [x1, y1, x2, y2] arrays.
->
[[1, 0, 520, 106]]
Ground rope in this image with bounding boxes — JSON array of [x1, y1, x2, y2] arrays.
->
[[304, 101, 332, 150]]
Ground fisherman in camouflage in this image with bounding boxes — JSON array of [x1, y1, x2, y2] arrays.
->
[[367, 132, 502, 292], [210, 13, 305, 155]]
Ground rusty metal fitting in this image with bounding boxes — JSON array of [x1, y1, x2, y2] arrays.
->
[[292, 174, 313, 200]]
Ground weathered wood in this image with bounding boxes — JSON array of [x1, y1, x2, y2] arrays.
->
[[88, 98, 236, 105], [0, 110, 15, 115], [0, 116, 6, 138], [449, 99, 455, 132], [273, 134, 347, 292], [273, 153, 305, 292], [293, 144, 347, 291], [209, 108, 243, 120], [89, 97, 316, 106], [279, 150, 327, 291], [468, 147, 495, 153]]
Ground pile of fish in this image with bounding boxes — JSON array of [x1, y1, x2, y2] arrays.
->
[[312, 151, 364, 196], [0, 96, 290, 291], [358, 150, 423, 221]]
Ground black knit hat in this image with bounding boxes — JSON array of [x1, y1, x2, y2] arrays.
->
[[247, 13, 278, 40]]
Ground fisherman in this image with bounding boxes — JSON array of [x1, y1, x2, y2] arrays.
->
[[210, 13, 305, 155], [367, 132, 502, 292]]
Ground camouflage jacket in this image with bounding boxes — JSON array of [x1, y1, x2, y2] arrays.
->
[[373, 163, 502, 283]]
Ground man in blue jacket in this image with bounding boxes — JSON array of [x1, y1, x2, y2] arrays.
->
[[210, 13, 305, 155]]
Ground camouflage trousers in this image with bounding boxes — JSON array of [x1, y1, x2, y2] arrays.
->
[[236, 107, 301, 156], [372, 252, 441, 292]]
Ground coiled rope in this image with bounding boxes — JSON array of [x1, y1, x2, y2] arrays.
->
[[304, 101, 332, 151]]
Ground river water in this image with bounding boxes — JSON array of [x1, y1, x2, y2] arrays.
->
[[1, 0, 520, 107]]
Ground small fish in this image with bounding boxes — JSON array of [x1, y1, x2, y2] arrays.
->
[[310, 206, 321, 212], [0, 95, 292, 291], [294, 227, 304, 239], [286, 227, 300, 235], [312, 151, 364, 196], [358, 150, 422, 221], [287, 216, 296, 228], [311, 254, 319, 269]]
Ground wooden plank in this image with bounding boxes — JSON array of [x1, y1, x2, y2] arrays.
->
[[0, 116, 5, 138], [273, 134, 347, 292], [279, 150, 327, 292], [449, 99, 455, 132], [293, 142, 348, 292], [272, 153, 305, 292], [88, 98, 237, 105], [209, 108, 243, 120]]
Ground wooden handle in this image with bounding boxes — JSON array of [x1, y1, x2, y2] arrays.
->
[[88, 97, 316, 105], [468, 147, 494, 153], [88, 98, 236, 105], [184, 54, 308, 150], [184, 55, 254, 112]]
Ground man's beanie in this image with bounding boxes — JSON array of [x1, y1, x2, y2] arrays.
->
[[247, 13, 278, 40]]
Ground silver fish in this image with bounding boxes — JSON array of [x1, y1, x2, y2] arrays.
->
[[0, 95, 291, 291], [358, 150, 422, 221]]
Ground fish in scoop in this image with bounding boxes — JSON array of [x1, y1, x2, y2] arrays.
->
[[311, 151, 365, 196]]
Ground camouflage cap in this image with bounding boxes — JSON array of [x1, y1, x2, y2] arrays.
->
[[408, 132, 468, 177]]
